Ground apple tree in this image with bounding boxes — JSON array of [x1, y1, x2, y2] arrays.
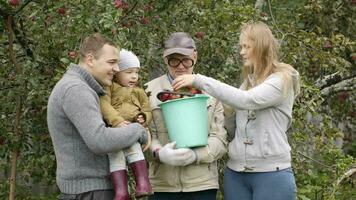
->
[[0, 0, 354, 200]]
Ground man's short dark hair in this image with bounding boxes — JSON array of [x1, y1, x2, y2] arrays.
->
[[79, 33, 117, 61]]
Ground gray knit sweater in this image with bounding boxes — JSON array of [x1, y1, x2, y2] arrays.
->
[[47, 63, 146, 194]]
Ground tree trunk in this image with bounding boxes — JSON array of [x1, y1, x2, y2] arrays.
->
[[9, 150, 19, 200], [6, 14, 23, 200]]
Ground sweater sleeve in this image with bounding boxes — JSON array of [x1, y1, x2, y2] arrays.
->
[[100, 85, 126, 126], [194, 74, 285, 110], [62, 85, 146, 154]]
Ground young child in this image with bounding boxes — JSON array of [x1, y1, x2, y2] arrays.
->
[[100, 49, 153, 200]]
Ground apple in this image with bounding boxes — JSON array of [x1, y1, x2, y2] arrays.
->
[[68, 51, 77, 59], [189, 87, 202, 94], [140, 17, 150, 25], [337, 91, 348, 103], [194, 31, 205, 39], [159, 93, 171, 102], [8, 0, 19, 7], [144, 4, 153, 12], [323, 40, 332, 49], [114, 0, 122, 9], [169, 94, 181, 100], [57, 7, 66, 15]]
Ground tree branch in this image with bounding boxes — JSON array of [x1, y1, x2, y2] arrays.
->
[[296, 151, 333, 170], [14, 18, 35, 60], [320, 75, 356, 96], [6, 14, 23, 200], [315, 71, 354, 89], [118, 1, 139, 23], [337, 168, 356, 185]]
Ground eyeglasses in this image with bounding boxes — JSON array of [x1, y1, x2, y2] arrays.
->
[[167, 57, 195, 68]]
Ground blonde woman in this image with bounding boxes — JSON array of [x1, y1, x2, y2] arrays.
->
[[172, 22, 300, 200]]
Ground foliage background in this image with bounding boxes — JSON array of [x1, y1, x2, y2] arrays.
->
[[0, 0, 355, 199]]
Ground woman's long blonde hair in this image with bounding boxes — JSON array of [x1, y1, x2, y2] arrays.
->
[[240, 22, 297, 95]]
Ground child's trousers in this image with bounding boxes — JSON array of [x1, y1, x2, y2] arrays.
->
[[108, 142, 144, 172]]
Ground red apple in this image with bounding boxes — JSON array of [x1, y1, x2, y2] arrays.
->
[[160, 93, 171, 102], [57, 7, 66, 15], [337, 91, 348, 103], [8, 0, 19, 7], [144, 4, 153, 12], [190, 87, 202, 94], [140, 17, 150, 25], [114, 0, 122, 9], [194, 31, 205, 39], [323, 40, 332, 49], [68, 51, 77, 59]]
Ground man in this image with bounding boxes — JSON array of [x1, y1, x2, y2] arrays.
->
[[145, 32, 228, 200], [47, 33, 148, 200]]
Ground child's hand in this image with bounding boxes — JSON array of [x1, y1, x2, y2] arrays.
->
[[136, 114, 146, 124], [117, 121, 130, 127]]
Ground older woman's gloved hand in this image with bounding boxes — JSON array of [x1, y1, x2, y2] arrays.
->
[[158, 142, 197, 166]]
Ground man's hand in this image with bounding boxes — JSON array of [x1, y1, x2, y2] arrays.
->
[[136, 114, 146, 124], [172, 74, 196, 91], [158, 142, 197, 166]]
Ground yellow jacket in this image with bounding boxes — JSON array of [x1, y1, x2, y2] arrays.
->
[[100, 82, 152, 127], [145, 74, 227, 192]]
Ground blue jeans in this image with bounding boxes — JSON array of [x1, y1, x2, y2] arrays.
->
[[148, 189, 217, 200], [224, 167, 296, 200]]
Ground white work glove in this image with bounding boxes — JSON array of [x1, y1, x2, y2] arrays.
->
[[158, 142, 197, 166]]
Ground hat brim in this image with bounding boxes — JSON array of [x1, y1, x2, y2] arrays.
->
[[163, 48, 194, 57]]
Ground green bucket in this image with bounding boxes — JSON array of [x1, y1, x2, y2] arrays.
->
[[158, 94, 209, 148]]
